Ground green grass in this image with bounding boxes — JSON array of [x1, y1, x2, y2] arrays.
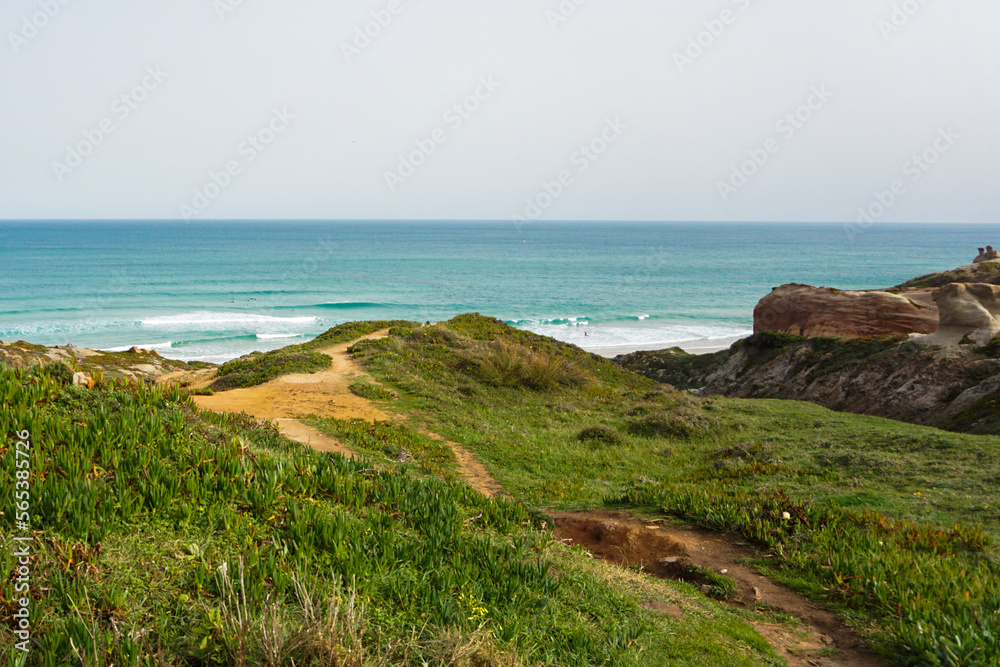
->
[[301, 320, 417, 350], [11, 314, 1000, 664], [0, 362, 780, 666], [897, 261, 1000, 289], [211, 350, 331, 390], [303, 417, 457, 478], [345, 314, 1000, 664], [208, 320, 416, 391], [347, 379, 397, 401]]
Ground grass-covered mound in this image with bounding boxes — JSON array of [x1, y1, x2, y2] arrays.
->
[[210, 321, 416, 391], [0, 362, 779, 666], [211, 349, 331, 390], [896, 260, 1000, 289], [302, 320, 417, 350], [346, 314, 1000, 664]]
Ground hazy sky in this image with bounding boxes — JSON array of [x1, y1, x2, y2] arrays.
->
[[2, 1, 998, 222]]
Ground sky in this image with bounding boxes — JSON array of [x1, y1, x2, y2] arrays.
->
[[1, 1, 999, 223]]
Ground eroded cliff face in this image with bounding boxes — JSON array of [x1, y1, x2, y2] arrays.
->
[[616, 334, 1000, 435], [915, 283, 1000, 346], [753, 261, 1000, 339], [620, 262, 1000, 435], [753, 285, 938, 337]]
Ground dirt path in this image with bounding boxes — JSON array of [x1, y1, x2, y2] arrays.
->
[[161, 331, 503, 494], [184, 331, 392, 423], [551, 510, 882, 667], [273, 419, 356, 458], [423, 431, 503, 498]]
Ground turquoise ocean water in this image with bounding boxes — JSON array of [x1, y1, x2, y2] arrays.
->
[[0, 221, 994, 363]]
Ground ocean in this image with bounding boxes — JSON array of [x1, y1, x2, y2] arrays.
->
[[1, 221, 993, 363]]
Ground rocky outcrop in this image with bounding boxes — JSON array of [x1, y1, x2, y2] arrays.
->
[[0, 341, 208, 382], [915, 283, 1000, 346], [753, 284, 937, 338], [899, 260, 1000, 289], [973, 246, 999, 263], [621, 261, 1000, 435], [616, 333, 1000, 435]]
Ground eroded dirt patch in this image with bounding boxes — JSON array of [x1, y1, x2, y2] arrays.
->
[[551, 510, 882, 667], [161, 331, 503, 495], [422, 431, 503, 498], [185, 331, 392, 422], [273, 419, 357, 459]]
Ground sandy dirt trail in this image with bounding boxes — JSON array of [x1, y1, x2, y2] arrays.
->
[[161, 333, 876, 661], [181, 331, 392, 423], [552, 510, 883, 667], [162, 330, 501, 494]]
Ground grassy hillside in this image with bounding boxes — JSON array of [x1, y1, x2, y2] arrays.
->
[[5, 315, 1000, 664], [619, 331, 1000, 436], [339, 315, 1000, 664], [0, 362, 781, 666], [210, 321, 415, 390]]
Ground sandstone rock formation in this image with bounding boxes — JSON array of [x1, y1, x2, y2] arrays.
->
[[915, 282, 1000, 346], [616, 334, 1000, 435], [753, 284, 937, 338], [974, 246, 1000, 263]]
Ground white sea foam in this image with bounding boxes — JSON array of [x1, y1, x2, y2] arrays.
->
[[104, 341, 174, 352], [140, 312, 317, 328], [257, 333, 305, 340], [521, 321, 752, 356]]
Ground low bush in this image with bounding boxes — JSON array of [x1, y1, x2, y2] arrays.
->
[[477, 342, 586, 391], [348, 380, 396, 401], [577, 425, 624, 446], [212, 350, 330, 390]]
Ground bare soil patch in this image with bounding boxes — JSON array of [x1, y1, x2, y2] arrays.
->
[[185, 331, 392, 423], [423, 431, 503, 498], [161, 331, 503, 494], [272, 419, 357, 459], [551, 510, 882, 667]]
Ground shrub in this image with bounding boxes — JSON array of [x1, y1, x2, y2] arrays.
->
[[974, 335, 1000, 357], [741, 331, 806, 350], [305, 320, 417, 349], [212, 351, 331, 390], [477, 343, 586, 391], [31, 361, 74, 386], [348, 380, 396, 401], [627, 411, 710, 440], [577, 425, 624, 446]]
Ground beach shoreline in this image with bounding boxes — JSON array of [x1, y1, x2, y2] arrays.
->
[[588, 342, 732, 358]]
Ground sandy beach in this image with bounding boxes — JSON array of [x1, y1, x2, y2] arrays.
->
[[588, 342, 733, 358]]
